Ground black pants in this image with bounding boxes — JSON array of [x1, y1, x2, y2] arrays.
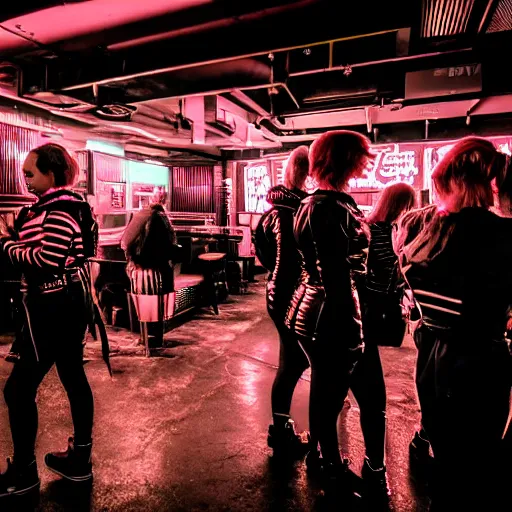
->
[[415, 328, 511, 510], [350, 342, 387, 467], [3, 287, 93, 464], [270, 319, 310, 418], [299, 331, 361, 466]]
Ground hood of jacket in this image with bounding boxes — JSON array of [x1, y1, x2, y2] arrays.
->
[[266, 185, 306, 209]]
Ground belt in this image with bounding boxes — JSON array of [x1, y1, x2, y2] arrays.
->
[[22, 266, 112, 376]]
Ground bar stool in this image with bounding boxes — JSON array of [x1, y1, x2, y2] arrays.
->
[[197, 252, 227, 315]]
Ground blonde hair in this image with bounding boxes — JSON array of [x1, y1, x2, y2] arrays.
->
[[284, 146, 309, 190]]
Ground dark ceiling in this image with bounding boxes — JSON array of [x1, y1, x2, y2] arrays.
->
[[1, 0, 512, 154]]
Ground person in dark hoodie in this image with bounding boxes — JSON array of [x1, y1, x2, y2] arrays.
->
[[0, 144, 101, 499], [254, 145, 310, 457]]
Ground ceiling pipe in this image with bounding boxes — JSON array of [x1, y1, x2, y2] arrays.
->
[[288, 47, 473, 78], [107, 0, 320, 51], [60, 28, 404, 92]]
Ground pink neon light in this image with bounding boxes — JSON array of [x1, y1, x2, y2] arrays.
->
[[349, 144, 422, 190], [244, 164, 271, 213]]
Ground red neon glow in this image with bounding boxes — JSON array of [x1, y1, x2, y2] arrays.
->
[[349, 144, 421, 190]]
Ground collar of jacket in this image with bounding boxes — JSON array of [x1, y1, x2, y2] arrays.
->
[[266, 185, 306, 208], [310, 189, 358, 207], [35, 188, 85, 208]]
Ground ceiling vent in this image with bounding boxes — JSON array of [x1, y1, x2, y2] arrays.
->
[[486, 0, 512, 32], [405, 63, 482, 100], [421, 0, 475, 37]]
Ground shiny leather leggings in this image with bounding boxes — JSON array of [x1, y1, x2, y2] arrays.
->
[[299, 334, 360, 467], [271, 320, 310, 417], [349, 342, 387, 468], [3, 287, 93, 464]]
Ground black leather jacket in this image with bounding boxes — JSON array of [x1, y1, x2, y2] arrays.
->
[[285, 190, 369, 349], [395, 205, 512, 343], [254, 185, 307, 322]]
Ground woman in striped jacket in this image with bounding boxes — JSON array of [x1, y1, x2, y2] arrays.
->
[[0, 144, 99, 499], [394, 138, 512, 511]]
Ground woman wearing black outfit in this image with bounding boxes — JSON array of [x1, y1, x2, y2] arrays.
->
[[286, 131, 371, 490], [394, 137, 512, 511], [352, 182, 416, 497], [0, 144, 100, 498], [254, 146, 310, 456]]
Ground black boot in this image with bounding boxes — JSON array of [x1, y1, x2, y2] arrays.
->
[[4, 351, 20, 363], [0, 457, 40, 498], [322, 460, 363, 502], [267, 418, 309, 459], [45, 437, 93, 482], [410, 431, 433, 468], [362, 457, 391, 507]]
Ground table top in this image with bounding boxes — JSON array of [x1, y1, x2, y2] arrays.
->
[[197, 253, 226, 261]]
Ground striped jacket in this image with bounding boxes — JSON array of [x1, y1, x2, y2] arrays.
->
[[366, 221, 398, 294], [1, 189, 97, 287]]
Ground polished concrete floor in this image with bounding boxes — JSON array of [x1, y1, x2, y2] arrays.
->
[[0, 279, 430, 511]]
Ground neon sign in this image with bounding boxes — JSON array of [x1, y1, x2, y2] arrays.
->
[[244, 164, 272, 213], [273, 157, 317, 193], [349, 144, 421, 190]]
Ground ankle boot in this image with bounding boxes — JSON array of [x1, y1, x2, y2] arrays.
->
[[0, 457, 40, 498], [362, 457, 391, 504], [267, 418, 309, 458], [45, 437, 93, 482], [322, 460, 363, 502]]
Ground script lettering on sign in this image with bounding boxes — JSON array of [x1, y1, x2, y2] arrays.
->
[[349, 144, 420, 190]]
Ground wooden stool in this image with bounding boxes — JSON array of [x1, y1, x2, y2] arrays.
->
[[198, 252, 227, 315]]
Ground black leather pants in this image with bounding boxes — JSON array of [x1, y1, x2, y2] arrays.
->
[[416, 328, 511, 510], [299, 329, 361, 466], [270, 318, 310, 418], [3, 285, 93, 464], [350, 342, 387, 468]]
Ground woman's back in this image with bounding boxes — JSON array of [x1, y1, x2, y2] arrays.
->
[[366, 222, 397, 294], [397, 206, 512, 341]]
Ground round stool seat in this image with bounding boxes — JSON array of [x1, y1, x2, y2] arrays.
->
[[198, 252, 226, 262]]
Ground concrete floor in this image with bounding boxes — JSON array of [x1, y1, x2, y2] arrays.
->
[[0, 279, 430, 511]]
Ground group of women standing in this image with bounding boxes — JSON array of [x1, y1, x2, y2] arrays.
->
[[256, 130, 512, 511]]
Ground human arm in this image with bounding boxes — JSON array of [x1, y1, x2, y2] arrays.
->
[[2, 210, 78, 271]]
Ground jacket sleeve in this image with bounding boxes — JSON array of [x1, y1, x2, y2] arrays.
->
[[2, 210, 78, 271], [254, 211, 277, 272]]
